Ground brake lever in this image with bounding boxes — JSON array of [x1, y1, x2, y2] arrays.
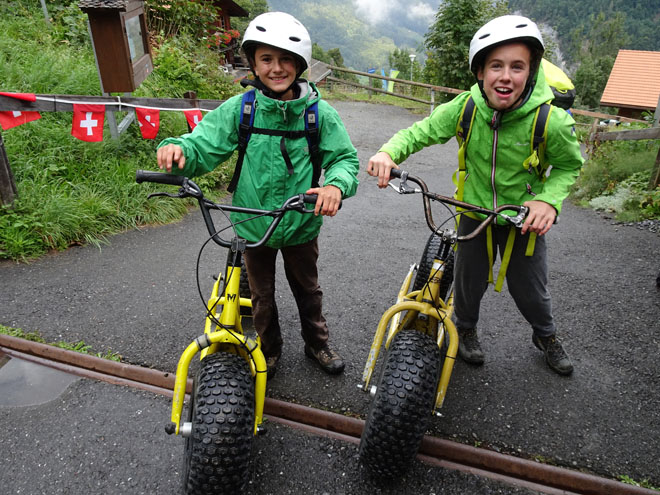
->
[[503, 206, 529, 228], [388, 179, 420, 194]]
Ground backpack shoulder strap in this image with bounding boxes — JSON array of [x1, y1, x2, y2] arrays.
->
[[305, 101, 322, 188], [456, 95, 476, 148], [524, 102, 553, 180], [227, 90, 256, 193], [453, 95, 476, 201]]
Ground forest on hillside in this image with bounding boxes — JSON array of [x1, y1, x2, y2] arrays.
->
[[508, 0, 660, 58], [263, 0, 658, 70]]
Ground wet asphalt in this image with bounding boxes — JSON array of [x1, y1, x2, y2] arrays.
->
[[1, 100, 659, 494]]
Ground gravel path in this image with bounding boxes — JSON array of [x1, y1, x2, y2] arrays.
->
[[1, 100, 658, 488]]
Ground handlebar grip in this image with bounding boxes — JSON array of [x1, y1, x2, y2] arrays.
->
[[136, 169, 186, 186], [301, 193, 343, 210], [389, 168, 403, 179]]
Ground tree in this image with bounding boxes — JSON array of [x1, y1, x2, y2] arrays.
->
[[570, 12, 630, 109], [232, 0, 269, 33], [423, 0, 508, 91], [388, 48, 421, 81]]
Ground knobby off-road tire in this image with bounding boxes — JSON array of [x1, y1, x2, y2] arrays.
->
[[182, 352, 255, 494], [412, 232, 454, 302], [359, 329, 441, 478]]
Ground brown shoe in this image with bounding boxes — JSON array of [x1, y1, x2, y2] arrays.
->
[[304, 344, 345, 374], [457, 328, 485, 365], [265, 354, 280, 379]]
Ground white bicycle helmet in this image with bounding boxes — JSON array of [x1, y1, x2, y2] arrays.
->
[[469, 15, 544, 75], [241, 12, 312, 77]]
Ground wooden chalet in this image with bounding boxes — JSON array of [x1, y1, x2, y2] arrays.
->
[[600, 50, 660, 120]]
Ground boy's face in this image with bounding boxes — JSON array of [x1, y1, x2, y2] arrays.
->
[[477, 42, 531, 110], [253, 45, 299, 98]]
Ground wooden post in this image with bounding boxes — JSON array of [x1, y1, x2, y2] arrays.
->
[[650, 146, 660, 190], [183, 91, 198, 133], [0, 130, 17, 206]]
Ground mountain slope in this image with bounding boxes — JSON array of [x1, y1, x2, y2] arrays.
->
[[267, 0, 426, 70]]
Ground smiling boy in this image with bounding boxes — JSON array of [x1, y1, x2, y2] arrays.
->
[[157, 12, 359, 377], [367, 15, 583, 375]]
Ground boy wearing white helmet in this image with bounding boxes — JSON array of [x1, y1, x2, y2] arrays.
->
[[157, 12, 359, 377], [367, 15, 583, 375]]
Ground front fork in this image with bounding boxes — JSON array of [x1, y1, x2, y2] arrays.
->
[[166, 263, 267, 437], [359, 262, 458, 413]]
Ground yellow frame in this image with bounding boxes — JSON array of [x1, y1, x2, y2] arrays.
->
[[360, 257, 458, 412], [169, 261, 267, 436]]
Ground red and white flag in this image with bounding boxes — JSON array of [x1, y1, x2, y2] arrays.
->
[[136, 107, 160, 139], [0, 110, 41, 130], [184, 109, 203, 131], [0, 92, 41, 130], [71, 104, 105, 142]]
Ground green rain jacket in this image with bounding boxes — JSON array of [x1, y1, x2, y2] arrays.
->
[[158, 81, 359, 248], [379, 64, 584, 225]]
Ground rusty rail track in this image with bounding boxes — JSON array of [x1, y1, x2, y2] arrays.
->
[[0, 333, 655, 495]]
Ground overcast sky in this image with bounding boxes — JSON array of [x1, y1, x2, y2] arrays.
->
[[353, 0, 439, 31]]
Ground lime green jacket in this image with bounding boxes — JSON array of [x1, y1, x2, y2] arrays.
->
[[158, 82, 359, 248], [380, 66, 584, 224]]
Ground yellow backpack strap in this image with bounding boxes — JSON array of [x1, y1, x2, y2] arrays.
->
[[454, 96, 476, 202], [494, 226, 517, 292], [523, 102, 552, 181], [486, 223, 494, 284], [525, 232, 537, 257]]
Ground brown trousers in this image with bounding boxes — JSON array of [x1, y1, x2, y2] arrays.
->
[[243, 237, 329, 358]]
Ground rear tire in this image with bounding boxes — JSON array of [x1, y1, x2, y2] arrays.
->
[[412, 233, 454, 301], [359, 329, 441, 478], [182, 352, 255, 494]]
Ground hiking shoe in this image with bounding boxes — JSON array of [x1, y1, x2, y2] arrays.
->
[[304, 344, 345, 374], [532, 333, 574, 376], [457, 328, 485, 365], [265, 354, 280, 379]]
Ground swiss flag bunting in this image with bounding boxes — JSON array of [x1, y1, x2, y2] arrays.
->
[[184, 109, 203, 131], [0, 110, 41, 130], [136, 107, 160, 139], [0, 91, 41, 130], [0, 92, 37, 102], [72, 104, 105, 142]]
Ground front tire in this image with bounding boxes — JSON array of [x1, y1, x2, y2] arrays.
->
[[359, 329, 441, 478], [412, 233, 454, 301], [182, 352, 255, 494]]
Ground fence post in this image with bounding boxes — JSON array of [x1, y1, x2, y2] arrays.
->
[[430, 90, 435, 113], [183, 91, 198, 133], [650, 147, 660, 190], [0, 130, 17, 206]]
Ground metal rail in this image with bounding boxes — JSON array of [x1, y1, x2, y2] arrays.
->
[[0, 333, 655, 495]]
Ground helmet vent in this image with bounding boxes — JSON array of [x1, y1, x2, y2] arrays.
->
[[515, 23, 528, 28], [289, 36, 301, 42], [256, 26, 266, 32], [479, 34, 490, 40]]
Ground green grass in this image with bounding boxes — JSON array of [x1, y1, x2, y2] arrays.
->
[[0, 324, 122, 361], [0, 2, 240, 261]]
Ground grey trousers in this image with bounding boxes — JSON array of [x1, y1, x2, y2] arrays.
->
[[453, 216, 556, 337], [243, 237, 329, 358]]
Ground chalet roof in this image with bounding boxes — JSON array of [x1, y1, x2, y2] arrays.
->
[[212, 0, 248, 17], [600, 50, 660, 110], [78, 0, 129, 10]]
